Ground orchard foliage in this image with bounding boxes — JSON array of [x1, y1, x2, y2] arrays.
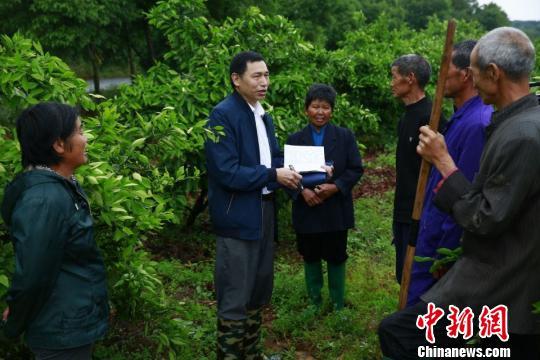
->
[[0, 33, 94, 125], [148, 0, 379, 141], [0, 34, 192, 315], [1, 1, 539, 356], [0, 0, 163, 91]]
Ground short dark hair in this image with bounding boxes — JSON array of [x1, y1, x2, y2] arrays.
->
[[391, 54, 431, 89], [16, 102, 79, 168], [229, 51, 265, 89], [452, 40, 477, 70], [304, 84, 337, 110]]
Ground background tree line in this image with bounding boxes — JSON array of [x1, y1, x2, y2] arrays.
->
[[1, 0, 537, 93]]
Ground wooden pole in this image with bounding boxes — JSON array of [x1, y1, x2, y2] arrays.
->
[[398, 19, 457, 310]]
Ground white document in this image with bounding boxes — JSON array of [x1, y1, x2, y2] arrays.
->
[[284, 145, 326, 173]]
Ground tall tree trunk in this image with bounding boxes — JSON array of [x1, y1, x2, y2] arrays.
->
[[144, 22, 156, 65], [183, 176, 208, 230], [128, 47, 135, 80], [88, 45, 100, 93]]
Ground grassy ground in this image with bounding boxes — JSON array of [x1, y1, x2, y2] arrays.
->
[[267, 192, 398, 360], [91, 193, 397, 360], [91, 151, 398, 360], [1, 153, 398, 359]]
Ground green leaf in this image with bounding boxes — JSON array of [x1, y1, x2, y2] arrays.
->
[[0, 275, 9, 287], [435, 247, 456, 256], [87, 176, 99, 185], [414, 256, 434, 263], [131, 137, 146, 148]]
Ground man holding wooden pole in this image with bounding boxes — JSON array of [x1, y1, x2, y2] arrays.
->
[[406, 40, 492, 307], [379, 27, 540, 359]]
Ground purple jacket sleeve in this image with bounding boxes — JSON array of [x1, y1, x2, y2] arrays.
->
[[436, 123, 486, 250]]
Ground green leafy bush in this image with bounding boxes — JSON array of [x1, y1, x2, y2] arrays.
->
[[0, 34, 188, 324], [148, 1, 380, 146], [0, 33, 94, 126]]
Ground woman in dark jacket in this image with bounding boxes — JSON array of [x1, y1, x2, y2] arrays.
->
[[1, 102, 109, 359], [287, 84, 363, 310]]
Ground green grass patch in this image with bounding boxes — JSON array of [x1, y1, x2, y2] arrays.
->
[[265, 191, 398, 359], [5, 154, 399, 360]]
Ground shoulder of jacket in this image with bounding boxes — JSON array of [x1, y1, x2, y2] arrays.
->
[[333, 124, 354, 138], [20, 181, 73, 209], [287, 130, 303, 140], [212, 96, 251, 120], [287, 125, 309, 142]]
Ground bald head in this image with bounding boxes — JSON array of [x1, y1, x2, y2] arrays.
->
[[473, 27, 535, 82]]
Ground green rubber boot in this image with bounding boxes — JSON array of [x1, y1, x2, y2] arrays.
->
[[245, 308, 264, 360], [327, 261, 346, 311], [304, 261, 323, 306], [217, 317, 245, 360]]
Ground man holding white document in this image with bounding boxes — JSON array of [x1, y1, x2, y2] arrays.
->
[[205, 51, 302, 359], [286, 84, 363, 310]]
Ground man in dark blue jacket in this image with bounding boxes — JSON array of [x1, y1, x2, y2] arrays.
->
[[205, 51, 301, 359]]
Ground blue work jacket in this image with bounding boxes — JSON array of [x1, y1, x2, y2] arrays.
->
[[205, 91, 282, 241]]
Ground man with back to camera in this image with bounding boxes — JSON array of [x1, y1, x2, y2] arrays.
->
[[390, 54, 445, 284], [407, 40, 492, 306], [379, 27, 540, 359], [205, 51, 301, 359]]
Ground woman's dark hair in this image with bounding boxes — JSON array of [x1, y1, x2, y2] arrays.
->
[[16, 102, 79, 167], [304, 84, 337, 110]]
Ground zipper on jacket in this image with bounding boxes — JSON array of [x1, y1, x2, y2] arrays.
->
[[226, 194, 235, 214], [73, 187, 92, 216]]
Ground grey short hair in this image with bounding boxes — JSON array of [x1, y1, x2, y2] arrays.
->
[[391, 54, 431, 89], [475, 27, 535, 81]]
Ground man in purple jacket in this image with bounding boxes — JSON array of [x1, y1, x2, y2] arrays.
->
[[407, 40, 492, 306]]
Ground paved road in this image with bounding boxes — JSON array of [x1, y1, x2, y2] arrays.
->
[[86, 77, 131, 92]]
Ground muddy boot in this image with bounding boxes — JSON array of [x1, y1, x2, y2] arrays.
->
[[304, 260, 323, 307], [245, 308, 264, 360], [328, 261, 346, 311], [217, 317, 245, 360]]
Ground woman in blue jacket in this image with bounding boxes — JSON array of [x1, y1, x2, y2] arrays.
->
[[1, 102, 108, 359], [287, 84, 363, 310]]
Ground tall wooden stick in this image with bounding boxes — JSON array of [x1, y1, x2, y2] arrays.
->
[[398, 19, 457, 310]]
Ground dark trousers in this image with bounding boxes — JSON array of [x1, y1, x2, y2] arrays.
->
[[393, 221, 410, 284], [379, 301, 540, 359], [215, 200, 274, 320], [31, 344, 93, 360], [296, 230, 348, 264]]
